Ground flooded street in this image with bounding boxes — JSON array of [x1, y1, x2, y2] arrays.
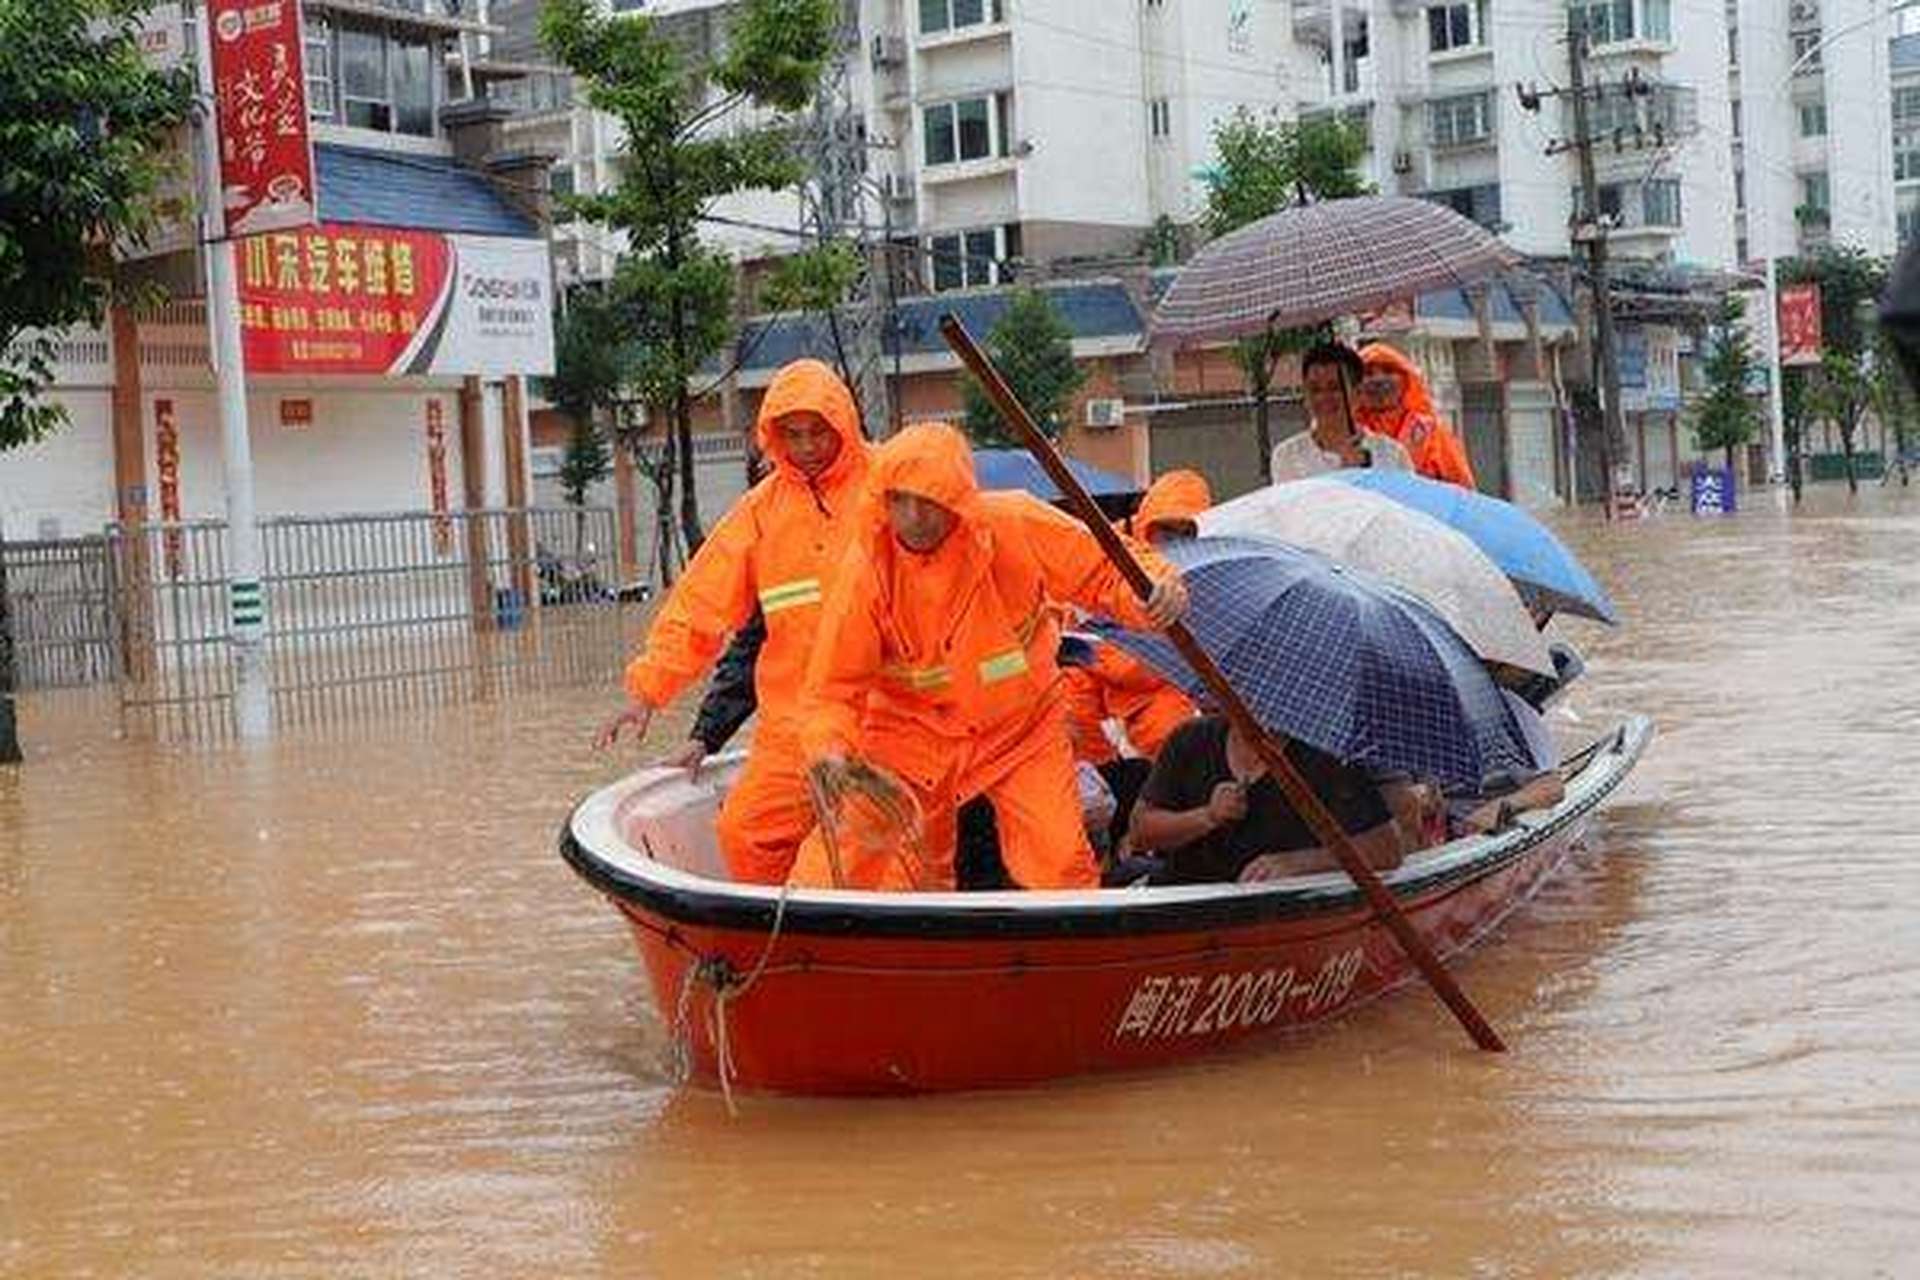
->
[[5, 486, 1919, 1278]]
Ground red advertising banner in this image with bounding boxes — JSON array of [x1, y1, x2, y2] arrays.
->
[[209, 0, 316, 239], [1779, 282, 1823, 367], [425, 399, 452, 555], [234, 222, 555, 376], [154, 399, 183, 578]]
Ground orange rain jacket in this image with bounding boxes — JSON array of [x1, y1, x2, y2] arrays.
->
[[796, 422, 1175, 890], [621, 359, 870, 882], [1354, 343, 1479, 490], [1061, 469, 1208, 761]]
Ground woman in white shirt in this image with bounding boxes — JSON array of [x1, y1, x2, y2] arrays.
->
[[1269, 341, 1413, 483]]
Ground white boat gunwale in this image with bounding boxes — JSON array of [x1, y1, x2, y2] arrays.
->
[[560, 715, 1652, 941]]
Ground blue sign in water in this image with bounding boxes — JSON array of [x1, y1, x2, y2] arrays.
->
[[1691, 467, 1737, 516]]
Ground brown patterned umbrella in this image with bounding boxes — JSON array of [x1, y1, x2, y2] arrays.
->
[[1152, 196, 1520, 346]]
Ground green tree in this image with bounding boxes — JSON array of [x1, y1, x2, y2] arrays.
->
[[1780, 246, 1890, 495], [1201, 110, 1370, 480], [541, 0, 836, 554], [0, 0, 191, 765], [961, 287, 1086, 447], [1689, 293, 1764, 473]]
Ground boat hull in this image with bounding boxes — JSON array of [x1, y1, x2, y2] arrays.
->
[[564, 716, 1650, 1095]]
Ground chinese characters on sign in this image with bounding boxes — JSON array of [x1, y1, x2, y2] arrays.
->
[[425, 399, 452, 555], [1779, 283, 1823, 367], [1691, 467, 1736, 517], [209, 0, 316, 238], [233, 223, 555, 376], [154, 399, 184, 577]]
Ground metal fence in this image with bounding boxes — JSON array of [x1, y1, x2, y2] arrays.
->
[[2, 537, 120, 690], [104, 507, 630, 740]]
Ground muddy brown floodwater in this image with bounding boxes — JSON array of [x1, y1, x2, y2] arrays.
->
[[5, 485, 1920, 1278]]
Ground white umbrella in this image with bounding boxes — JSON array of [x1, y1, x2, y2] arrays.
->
[[1198, 480, 1555, 676]]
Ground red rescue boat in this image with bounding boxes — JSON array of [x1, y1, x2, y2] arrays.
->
[[561, 716, 1651, 1096]]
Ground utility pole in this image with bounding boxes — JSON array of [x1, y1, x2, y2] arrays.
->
[[804, 0, 893, 438], [1519, 17, 1647, 513]]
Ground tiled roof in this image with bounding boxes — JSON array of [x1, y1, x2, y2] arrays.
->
[[316, 144, 539, 238]]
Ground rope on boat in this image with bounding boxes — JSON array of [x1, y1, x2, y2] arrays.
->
[[667, 880, 792, 1118]]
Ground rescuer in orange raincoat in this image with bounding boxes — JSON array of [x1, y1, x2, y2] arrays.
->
[[1060, 469, 1210, 764], [791, 422, 1188, 892], [596, 359, 869, 884], [1353, 342, 1479, 490]]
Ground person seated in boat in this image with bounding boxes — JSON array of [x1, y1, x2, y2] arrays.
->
[[1129, 715, 1411, 885], [1269, 341, 1413, 483], [1447, 686, 1565, 836], [1353, 342, 1479, 490], [790, 421, 1189, 892], [595, 359, 871, 885]]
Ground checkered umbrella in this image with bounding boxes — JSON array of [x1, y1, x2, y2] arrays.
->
[[1152, 196, 1520, 346], [1095, 536, 1531, 789]]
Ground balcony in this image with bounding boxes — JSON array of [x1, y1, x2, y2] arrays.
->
[[1562, 81, 1699, 152]]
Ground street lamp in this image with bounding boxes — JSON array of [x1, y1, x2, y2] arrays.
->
[[1754, 0, 1920, 482]]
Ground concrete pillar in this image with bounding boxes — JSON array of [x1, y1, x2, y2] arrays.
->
[[109, 305, 154, 686], [459, 375, 494, 632], [501, 374, 535, 614]]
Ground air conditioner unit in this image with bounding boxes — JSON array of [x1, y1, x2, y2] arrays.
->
[[1391, 150, 1414, 175], [870, 33, 907, 67], [1084, 398, 1125, 429]]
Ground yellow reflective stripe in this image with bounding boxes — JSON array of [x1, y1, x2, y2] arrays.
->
[[978, 647, 1030, 684], [882, 663, 953, 690], [758, 578, 822, 614]]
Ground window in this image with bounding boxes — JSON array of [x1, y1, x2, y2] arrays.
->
[[927, 223, 1019, 291], [1427, 91, 1492, 148], [1897, 132, 1920, 181], [1426, 183, 1502, 228], [305, 16, 334, 120], [1727, 25, 1739, 66], [1791, 30, 1823, 71], [1643, 0, 1671, 42], [1734, 170, 1745, 209], [920, 0, 1003, 35], [1642, 178, 1681, 226], [922, 92, 1010, 166], [1149, 97, 1171, 139], [1897, 85, 1920, 125], [1900, 207, 1920, 245], [1571, 0, 1633, 45], [339, 25, 390, 131], [550, 163, 575, 200], [392, 35, 433, 136], [1800, 171, 1831, 218], [1427, 2, 1483, 53], [1798, 100, 1827, 137], [1731, 99, 1741, 139]]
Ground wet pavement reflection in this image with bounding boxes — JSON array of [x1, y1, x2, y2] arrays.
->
[[4, 485, 1918, 1277]]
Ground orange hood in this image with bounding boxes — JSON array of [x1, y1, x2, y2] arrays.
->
[[1355, 342, 1440, 434], [861, 421, 984, 536], [754, 359, 866, 489], [1127, 469, 1212, 538]]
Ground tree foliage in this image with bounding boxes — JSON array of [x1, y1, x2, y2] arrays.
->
[[540, 0, 836, 553], [1689, 293, 1764, 470], [962, 288, 1085, 447], [0, 0, 191, 449], [1201, 111, 1369, 479]]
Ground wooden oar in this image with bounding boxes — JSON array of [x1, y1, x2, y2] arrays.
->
[[940, 314, 1507, 1053]]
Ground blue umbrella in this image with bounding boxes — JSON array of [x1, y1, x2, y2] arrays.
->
[[1094, 536, 1530, 790], [972, 449, 1139, 502], [1316, 470, 1618, 624]]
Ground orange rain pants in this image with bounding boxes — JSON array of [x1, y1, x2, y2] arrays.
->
[[791, 422, 1176, 891], [621, 359, 869, 884]]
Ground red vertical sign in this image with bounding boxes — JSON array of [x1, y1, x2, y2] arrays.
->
[[154, 399, 184, 578], [209, 0, 316, 239], [1779, 283, 1824, 367], [425, 399, 452, 555]]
